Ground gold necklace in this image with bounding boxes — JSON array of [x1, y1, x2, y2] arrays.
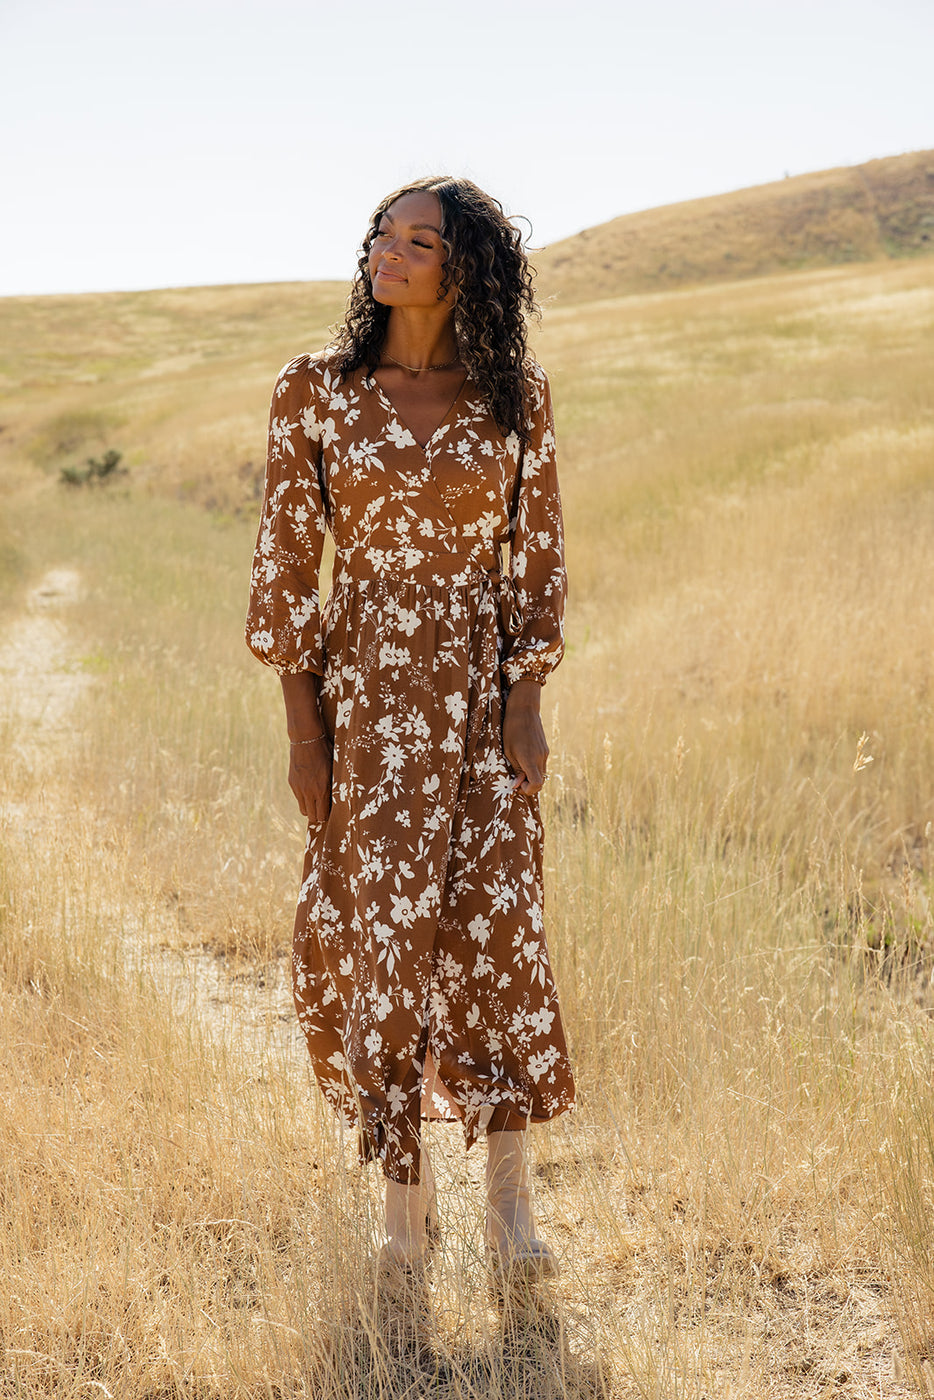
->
[[382, 353, 460, 373]]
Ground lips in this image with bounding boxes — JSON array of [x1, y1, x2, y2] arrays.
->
[[375, 267, 406, 284]]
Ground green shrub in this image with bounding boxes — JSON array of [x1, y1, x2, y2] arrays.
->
[[60, 448, 126, 488]]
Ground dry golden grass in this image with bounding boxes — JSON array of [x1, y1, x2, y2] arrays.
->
[[1, 254, 933, 1396]]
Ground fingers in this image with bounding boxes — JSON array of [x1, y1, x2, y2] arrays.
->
[[514, 774, 545, 796], [502, 707, 549, 796], [288, 751, 332, 825], [294, 791, 330, 825], [508, 754, 547, 796], [298, 785, 331, 825]]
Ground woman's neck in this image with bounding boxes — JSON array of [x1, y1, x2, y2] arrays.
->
[[382, 309, 459, 371]]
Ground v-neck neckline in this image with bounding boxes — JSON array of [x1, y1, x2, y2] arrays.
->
[[368, 371, 470, 454]]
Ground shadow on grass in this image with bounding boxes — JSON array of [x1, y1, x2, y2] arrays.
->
[[303, 1274, 614, 1400]]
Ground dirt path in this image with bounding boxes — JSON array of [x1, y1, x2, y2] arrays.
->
[[0, 568, 90, 758]]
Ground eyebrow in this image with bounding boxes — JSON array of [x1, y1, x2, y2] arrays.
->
[[379, 215, 441, 234]]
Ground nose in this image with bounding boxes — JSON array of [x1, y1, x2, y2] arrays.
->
[[383, 238, 403, 260]]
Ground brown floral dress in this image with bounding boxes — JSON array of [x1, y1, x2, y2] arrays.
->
[[246, 353, 575, 1182]]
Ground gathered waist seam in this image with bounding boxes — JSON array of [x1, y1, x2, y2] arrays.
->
[[333, 547, 499, 587], [330, 548, 522, 640]]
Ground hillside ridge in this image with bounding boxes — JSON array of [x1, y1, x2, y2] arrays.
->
[[535, 148, 934, 302]]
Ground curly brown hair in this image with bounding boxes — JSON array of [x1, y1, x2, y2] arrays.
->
[[329, 176, 540, 443]]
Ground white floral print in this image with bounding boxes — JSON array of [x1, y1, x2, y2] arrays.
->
[[246, 354, 574, 1182]]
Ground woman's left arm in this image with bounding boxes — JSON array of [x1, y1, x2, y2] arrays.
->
[[501, 366, 566, 795]]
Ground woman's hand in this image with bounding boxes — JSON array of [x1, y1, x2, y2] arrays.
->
[[288, 737, 333, 825], [280, 671, 332, 824], [502, 680, 549, 795]]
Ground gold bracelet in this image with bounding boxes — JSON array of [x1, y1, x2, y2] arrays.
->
[[290, 734, 328, 745]]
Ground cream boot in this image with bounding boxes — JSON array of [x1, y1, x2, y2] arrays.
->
[[485, 1129, 557, 1282], [380, 1148, 439, 1273]]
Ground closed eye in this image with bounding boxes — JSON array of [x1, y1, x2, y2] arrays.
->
[[375, 226, 433, 250]]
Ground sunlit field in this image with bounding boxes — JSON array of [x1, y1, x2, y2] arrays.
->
[[1, 253, 933, 1397]]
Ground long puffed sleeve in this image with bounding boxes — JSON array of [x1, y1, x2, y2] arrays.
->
[[501, 364, 567, 686], [245, 355, 328, 675]]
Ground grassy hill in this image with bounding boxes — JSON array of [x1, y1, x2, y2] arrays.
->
[[0, 280, 348, 520], [536, 148, 934, 302]]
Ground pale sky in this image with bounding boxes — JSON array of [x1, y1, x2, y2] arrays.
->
[[1, 0, 932, 297]]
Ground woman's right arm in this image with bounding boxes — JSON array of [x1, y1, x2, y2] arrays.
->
[[245, 356, 332, 819]]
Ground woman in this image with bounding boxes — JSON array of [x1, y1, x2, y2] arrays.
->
[[246, 176, 574, 1285]]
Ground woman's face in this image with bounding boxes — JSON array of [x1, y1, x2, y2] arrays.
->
[[368, 191, 453, 309]]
